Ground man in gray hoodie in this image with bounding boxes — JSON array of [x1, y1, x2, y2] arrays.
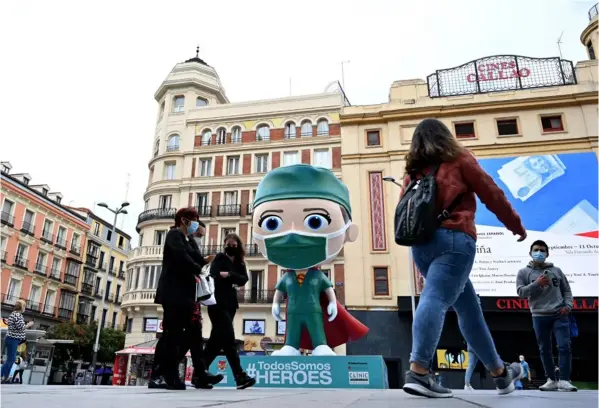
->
[[516, 239, 577, 392]]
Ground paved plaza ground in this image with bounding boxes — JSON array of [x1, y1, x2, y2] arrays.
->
[[1, 385, 597, 408]]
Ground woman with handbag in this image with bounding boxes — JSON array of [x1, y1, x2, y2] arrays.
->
[[1, 300, 32, 384]]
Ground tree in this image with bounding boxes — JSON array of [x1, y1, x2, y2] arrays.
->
[[97, 327, 125, 364]]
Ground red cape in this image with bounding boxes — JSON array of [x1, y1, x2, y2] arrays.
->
[[283, 294, 369, 350]]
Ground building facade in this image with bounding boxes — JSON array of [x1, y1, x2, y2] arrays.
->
[[123, 51, 348, 352], [340, 12, 598, 387], [1, 162, 90, 330], [68, 207, 131, 330]]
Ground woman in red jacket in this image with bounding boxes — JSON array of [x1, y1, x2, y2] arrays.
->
[[401, 119, 527, 399]]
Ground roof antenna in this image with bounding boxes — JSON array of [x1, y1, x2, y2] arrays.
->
[[195, 45, 200, 58], [557, 31, 564, 59]]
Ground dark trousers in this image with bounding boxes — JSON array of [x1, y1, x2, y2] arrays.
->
[[153, 303, 194, 378], [204, 305, 243, 376], [532, 314, 571, 381], [12, 369, 24, 384], [180, 304, 208, 377]]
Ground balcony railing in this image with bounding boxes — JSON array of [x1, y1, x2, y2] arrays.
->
[[58, 308, 74, 320], [217, 204, 241, 217], [41, 231, 54, 244], [1, 212, 14, 227], [34, 263, 47, 276], [137, 207, 177, 231], [50, 268, 62, 281], [69, 244, 81, 256], [55, 237, 67, 250], [129, 245, 163, 260], [64, 274, 79, 287], [94, 290, 104, 300], [105, 293, 115, 303], [42, 303, 55, 316], [76, 313, 89, 325], [85, 255, 98, 268], [26, 300, 43, 313], [13, 255, 28, 270], [81, 283, 94, 295], [237, 289, 276, 304], [245, 244, 260, 257], [246, 203, 253, 215], [166, 144, 179, 152], [201, 245, 223, 255], [196, 205, 212, 218], [121, 289, 156, 305], [1, 293, 18, 305], [20, 221, 35, 235], [589, 3, 598, 20]]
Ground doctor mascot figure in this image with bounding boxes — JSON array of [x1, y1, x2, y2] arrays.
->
[[252, 164, 368, 356]]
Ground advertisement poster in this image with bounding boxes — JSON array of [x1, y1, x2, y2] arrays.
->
[[414, 152, 598, 297]]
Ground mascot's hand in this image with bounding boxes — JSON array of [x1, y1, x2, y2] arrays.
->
[[272, 303, 282, 321], [327, 301, 338, 322]]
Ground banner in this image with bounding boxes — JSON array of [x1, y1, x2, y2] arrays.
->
[[470, 152, 598, 296], [203, 355, 388, 389]]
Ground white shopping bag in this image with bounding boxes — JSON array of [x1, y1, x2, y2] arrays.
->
[[196, 264, 216, 306]]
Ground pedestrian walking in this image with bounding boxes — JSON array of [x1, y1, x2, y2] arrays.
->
[[399, 119, 526, 398], [519, 355, 531, 389], [11, 356, 25, 384], [1, 300, 33, 384]]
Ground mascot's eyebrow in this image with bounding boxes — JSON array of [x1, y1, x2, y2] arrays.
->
[[303, 208, 331, 216], [260, 209, 284, 215]]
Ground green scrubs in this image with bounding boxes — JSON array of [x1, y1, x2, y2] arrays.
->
[[276, 269, 332, 349]]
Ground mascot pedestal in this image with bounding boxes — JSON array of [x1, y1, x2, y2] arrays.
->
[[252, 164, 369, 356]]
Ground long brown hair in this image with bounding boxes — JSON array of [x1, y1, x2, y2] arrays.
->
[[404, 118, 465, 174], [224, 233, 245, 262]]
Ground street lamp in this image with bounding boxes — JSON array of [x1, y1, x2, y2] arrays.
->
[[382, 177, 416, 321], [90, 201, 129, 378]]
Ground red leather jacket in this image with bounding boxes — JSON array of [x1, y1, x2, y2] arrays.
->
[[401, 150, 525, 240]]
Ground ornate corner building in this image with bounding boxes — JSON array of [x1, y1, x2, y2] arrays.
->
[[122, 51, 350, 350]]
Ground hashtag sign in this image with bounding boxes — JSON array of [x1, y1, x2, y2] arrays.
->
[[246, 363, 256, 378]]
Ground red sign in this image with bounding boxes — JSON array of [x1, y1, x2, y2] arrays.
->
[[495, 298, 598, 311], [466, 61, 531, 83], [112, 355, 128, 386]]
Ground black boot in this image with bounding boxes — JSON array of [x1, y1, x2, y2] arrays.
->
[[235, 372, 256, 390], [192, 370, 223, 389]]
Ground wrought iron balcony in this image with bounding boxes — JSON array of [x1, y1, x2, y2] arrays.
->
[[246, 203, 253, 215], [13, 255, 28, 270], [245, 244, 260, 256], [42, 303, 55, 316], [20, 221, 35, 236], [85, 254, 98, 268], [81, 282, 94, 295], [201, 245, 223, 255], [166, 144, 179, 152], [49, 268, 62, 281], [137, 207, 177, 232], [64, 274, 79, 287], [196, 205, 211, 218], [34, 263, 47, 276], [41, 231, 54, 244], [26, 300, 42, 313], [76, 313, 89, 325], [1, 293, 19, 306], [55, 237, 67, 250], [58, 308, 74, 321], [69, 244, 81, 256], [217, 204, 241, 217], [237, 289, 276, 304], [1, 212, 14, 227]]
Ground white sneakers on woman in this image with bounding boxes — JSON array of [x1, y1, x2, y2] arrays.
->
[[539, 378, 578, 392]]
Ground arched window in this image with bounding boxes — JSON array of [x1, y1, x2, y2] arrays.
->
[[173, 95, 185, 112], [257, 125, 270, 141], [201, 130, 212, 146], [284, 122, 296, 139], [231, 126, 242, 143], [167, 134, 180, 151], [317, 119, 329, 136], [154, 139, 160, 157], [216, 128, 226, 144], [196, 97, 208, 107], [301, 120, 313, 137]]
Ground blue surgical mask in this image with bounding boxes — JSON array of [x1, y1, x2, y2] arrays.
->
[[187, 221, 199, 234], [531, 251, 546, 263]]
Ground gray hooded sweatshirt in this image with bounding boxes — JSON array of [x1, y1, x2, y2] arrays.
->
[[516, 261, 573, 317]]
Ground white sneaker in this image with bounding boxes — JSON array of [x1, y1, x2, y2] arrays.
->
[[311, 345, 336, 356], [558, 380, 578, 392], [271, 345, 301, 356], [539, 379, 558, 391], [464, 384, 474, 391]]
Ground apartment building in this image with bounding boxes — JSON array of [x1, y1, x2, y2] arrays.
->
[[1, 162, 90, 329], [123, 50, 348, 351], [68, 207, 131, 330]]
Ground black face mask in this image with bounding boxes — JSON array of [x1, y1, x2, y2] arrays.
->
[[225, 245, 238, 256]]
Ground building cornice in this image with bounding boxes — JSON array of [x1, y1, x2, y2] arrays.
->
[[154, 78, 229, 104], [581, 19, 598, 44]]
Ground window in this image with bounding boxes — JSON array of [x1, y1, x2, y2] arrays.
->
[[118, 236, 124, 249], [301, 120, 313, 137], [154, 230, 166, 246], [454, 122, 476, 139], [588, 41, 596, 60], [231, 127, 242, 143], [66, 261, 80, 278], [196, 97, 208, 107], [173, 95, 185, 112], [2, 200, 14, 224], [144, 199, 149, 211], [283, 151, 300, 166], [316, 119, 329, 136], [29, 285, 41, 304], [256, 125, 270, 141], [116, 284, 121, 300], [541, 115, 564, 132], [200, 158, 212, 176], [106, 230, 112, 242], [222, 227, 236, 238], [7, 278, 21, 303], [42, 188, 48, 196], [167, 134, 180, 151], [109, 256, 115, 272], [57, 226, 67, 245], [71, 233, 80, 249], [23, 176, 30, 185], [227, 156, 240, 175], [164, 162, 176, 180], [91, 305, 97, 321], [35, 252, 47, 272], [366, 130, 381, 146], [373, 267, 389, 296], [95, 276, 101, 293], [139, 234, 144, 246], [126, 318, 133, 333], [22, 209, 35, 233], [196, 193, 209, 212], [51, 258, 61, 277], [284, 122, 296, 139], [158, 195, 172, 209], [159, 101, 165, 119], [201, 130, 212, 146], [42, 219, 54, 240], [255, 154, 268, 173], [497, 119, 519, 136], [112, 312, 118, 329], [1, 164, 9, 173], [216, 128, 226, 144], [15, 243, 28, 267], [313, 149, 331, 169], [154, 139, 160, 157], [59, 291, 76, 313], [224, 191, 238, 205], [321, 269, 331, 279], [44, 290, 56, 314], [93, 222, 100, 236]]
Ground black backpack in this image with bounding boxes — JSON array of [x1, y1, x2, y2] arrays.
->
[[394, 166, 463, 246]]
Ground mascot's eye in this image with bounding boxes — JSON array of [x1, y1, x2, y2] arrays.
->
[[258, 215, 283, 232], [304, 214, 330, 231]]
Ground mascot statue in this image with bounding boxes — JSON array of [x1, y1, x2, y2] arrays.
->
[[252, 164, 369, 356]]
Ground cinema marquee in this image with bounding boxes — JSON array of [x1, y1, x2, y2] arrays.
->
[[427, 55, 577, 98]]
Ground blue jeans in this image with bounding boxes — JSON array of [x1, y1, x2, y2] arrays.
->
[[532, 314, 571, 381], [1, 337, 20, 379], [465, 345, 479, 385], [410, 228, 503, 372]]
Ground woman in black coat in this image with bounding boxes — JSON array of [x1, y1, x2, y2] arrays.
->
[[203, 233, 256, 389]]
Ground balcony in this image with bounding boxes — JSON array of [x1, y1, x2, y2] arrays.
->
[[58, 308, 74, 321], [64, 274, 79, 287], [245, 244, 260, 257], [49, 268, 62, 281], [42, 304, 55, 316], [41, 231, 54, 244], [121, 289, 156, 306], [1, 293, 18, 306], [69, 243, 81, 256], [85, 254, 98, 268], [217, 204, 241, 217], [166, 144, 179, 152], [94, 290, 104, 300], [76, 313, 89, 325], [13, 255, 28, 270], [20, 221, 35, 236], [26, 300, 43, 314], [237, 289, 276, 304], [201, 245, 222, 255], [246, 203, 253, 215], [1, 212, 14, 227], [129, 245, 163, 260], [137, 207, 177, 232], [1, 251, 6, 263], [105, 293, 115, 303], [81, 282, 94, 296], [55, 237, 67, 250], [196, 205, 212, 218], [34, 263, 47, 277]]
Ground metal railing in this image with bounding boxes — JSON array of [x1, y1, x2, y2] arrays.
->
[[34, 263, 47, 276], [41, 231, 54, 244], [237, 289, 276, 304], [166, 144, 180, 152], [115, 295, 122, 305], [50, 268, 62, 281], [1, 212, 14, 227], [217, 204, 241, 216], [58, 308, 74, 320], [20, 221, 35, 235], [245, 244, 260, 256], [85, 255, 98, 267], [76, 313, 89, 325], [118, 270, 125, 279], [589, 3, 598, 20], [42, 303, 55, 316], [98, 262, 107, 271], [26, 300, 43, 313], [108, 267, 117, 276], [246, 203, 253, 215], [64, 274, 79, 286], [81, 283, 94, 295], [69, 244, 81, 256], [13, 255, 28, 269], [196, 205, 211, 217], [55, 237, 67, 249], [1, 293, 19, 305], [137, 207, 177, 231]]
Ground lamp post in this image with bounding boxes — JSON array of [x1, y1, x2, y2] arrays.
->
[[90, 201, 129, 379], [382, 177, 416, 321]]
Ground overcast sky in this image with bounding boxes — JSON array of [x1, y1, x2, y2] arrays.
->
[[1, 0, 593, 243]]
